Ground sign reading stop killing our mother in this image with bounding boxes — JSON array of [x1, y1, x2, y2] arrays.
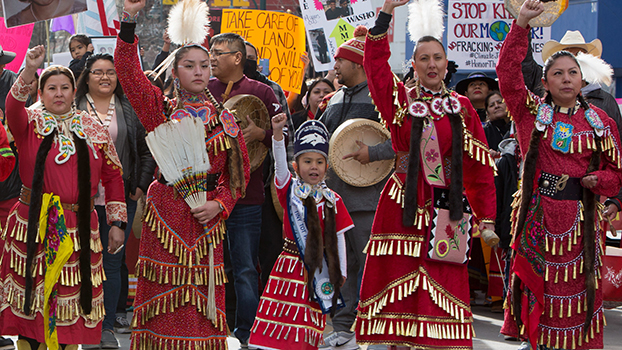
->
[[221, 9, 306, 94], [447, 0, 551, 70]]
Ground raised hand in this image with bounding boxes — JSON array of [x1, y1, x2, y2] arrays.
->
[[381, 0, 410, 15], [517, 0, 545, 28], [21, 45, 45, 84], [124, 0, 146, 17], [25, 45, 45, 70], [271, 113, 288, 141]]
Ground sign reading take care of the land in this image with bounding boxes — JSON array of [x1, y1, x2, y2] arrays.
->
[[221, 9, 306, 94]]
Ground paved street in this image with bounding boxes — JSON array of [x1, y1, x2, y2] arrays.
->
[[7, 306, 622, 349]]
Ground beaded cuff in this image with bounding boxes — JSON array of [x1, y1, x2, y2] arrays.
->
[[121, 10, 139, 23]]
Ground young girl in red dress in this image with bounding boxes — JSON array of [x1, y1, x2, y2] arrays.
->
[[248, 117, 353, 350]]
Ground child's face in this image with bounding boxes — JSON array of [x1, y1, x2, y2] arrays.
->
[[70, 40, 88, 60], [295, 152, 327, 186]]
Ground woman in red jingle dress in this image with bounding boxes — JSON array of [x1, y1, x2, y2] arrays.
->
[[114, 1, 250, 347], [0, 47, 126, 348], [353, 1, 497, 348], [499, 2, 622, 349]]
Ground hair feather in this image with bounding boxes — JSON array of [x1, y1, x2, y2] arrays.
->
[[408, 0, 445, 42], [576, 52, 613, 86], [167, 0, 210, 46]]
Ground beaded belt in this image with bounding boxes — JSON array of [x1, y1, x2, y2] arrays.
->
[[538, 172, 583, 201], [283, 238, 299, 255], [395, 151, 409, 174], [19, 185, 94, 212]]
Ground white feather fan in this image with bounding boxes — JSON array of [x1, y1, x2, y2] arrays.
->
[[407, 0, 445, 43], [576, 52, 613, 86], [167, 0, 210, 46], [145, 116, 211, 209]]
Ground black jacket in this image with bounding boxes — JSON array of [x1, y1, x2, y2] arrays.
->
[[77, 94, 155, 197], [494, 142, 519, 249]]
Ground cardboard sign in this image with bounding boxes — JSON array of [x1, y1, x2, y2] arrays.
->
[[0, 18, 34, 73], [299, 0, 374, 72], [221, 9, 306, 93], [447, 0, 551, 70]]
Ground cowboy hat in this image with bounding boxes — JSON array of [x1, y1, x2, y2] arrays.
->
[[0, 45, 16, 66], [455, 72, 498, 96], [542, 30, 602, 63]]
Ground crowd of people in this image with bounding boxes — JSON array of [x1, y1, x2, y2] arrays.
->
[[0, 0, 619, 349]]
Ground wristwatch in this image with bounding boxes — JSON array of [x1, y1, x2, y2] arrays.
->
[[218, 202, 224, 212], [111, 221, 127, 231]]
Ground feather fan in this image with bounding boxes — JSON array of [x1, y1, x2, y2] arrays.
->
[[167, 0, 210, 46], [407, 0, 445, 42], [576, 52, 613, 86]]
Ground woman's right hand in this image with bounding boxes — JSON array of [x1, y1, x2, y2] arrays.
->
[[22, 46, 45, 84], [381, 0, 410, 15], [124, 0, 146, 17], [25, 46, 45, 71], [517, 0, 545, 28]]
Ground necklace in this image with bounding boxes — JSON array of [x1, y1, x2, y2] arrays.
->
[[407, 81, 461, 120], [40, 106, 88, 164], [86, 93, 115, 127], [29, 0, 62, 21]]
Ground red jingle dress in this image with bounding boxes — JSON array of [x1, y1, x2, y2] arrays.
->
[[115, 37, 250, 349], [498, 21, 622, 350], [248, 137, 353, 350], [0, 75, 127, 345], [353, 22, 497, 349]]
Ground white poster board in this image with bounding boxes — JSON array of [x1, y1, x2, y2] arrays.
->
[[447, 0, 551, 70], [299, 0, 375, 72]]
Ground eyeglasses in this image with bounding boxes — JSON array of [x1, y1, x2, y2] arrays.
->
[[209, 50, 237, 58], [90, 69, 117, 78]]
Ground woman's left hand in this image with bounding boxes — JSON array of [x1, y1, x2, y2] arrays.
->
[[190, 200, 223, 224], [129, 187, 144, 202], [108, 226, 125, 254], [582, 174, 598, 189], [479, 221, 495, 232]]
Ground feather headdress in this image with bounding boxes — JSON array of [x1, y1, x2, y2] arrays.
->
[[407, 0, 445, 43], [168, 0, 209, 46], [576, 52, 613, 86], [151, 0, 210, 79]]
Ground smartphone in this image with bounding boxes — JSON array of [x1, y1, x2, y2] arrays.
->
[[259, 58, 270, 75]]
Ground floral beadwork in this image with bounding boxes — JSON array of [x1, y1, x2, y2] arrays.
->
[[409, 101, 429, 118], [535, 103, 554, 132], [219, 109, 239, 138], [54, 134, 76, 165], [585, 108, 604, 136], [70, 114, 87, 140], [443, 96, 461, 114], [430, 97, 444, 116]]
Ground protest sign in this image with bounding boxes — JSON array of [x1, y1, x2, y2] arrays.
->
[[299, 0, 374, 72], [2, 0, 87, 28], [0, 18, 34, 73], [447, 0, 550, 70], [75, 0, 119, 36], [221, 9, 306, 93]]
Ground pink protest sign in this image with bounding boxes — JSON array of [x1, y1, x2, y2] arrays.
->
[[0, 18, 34, 73]]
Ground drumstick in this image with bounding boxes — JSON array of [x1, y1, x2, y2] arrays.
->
[[222, 81, 234, 103]]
